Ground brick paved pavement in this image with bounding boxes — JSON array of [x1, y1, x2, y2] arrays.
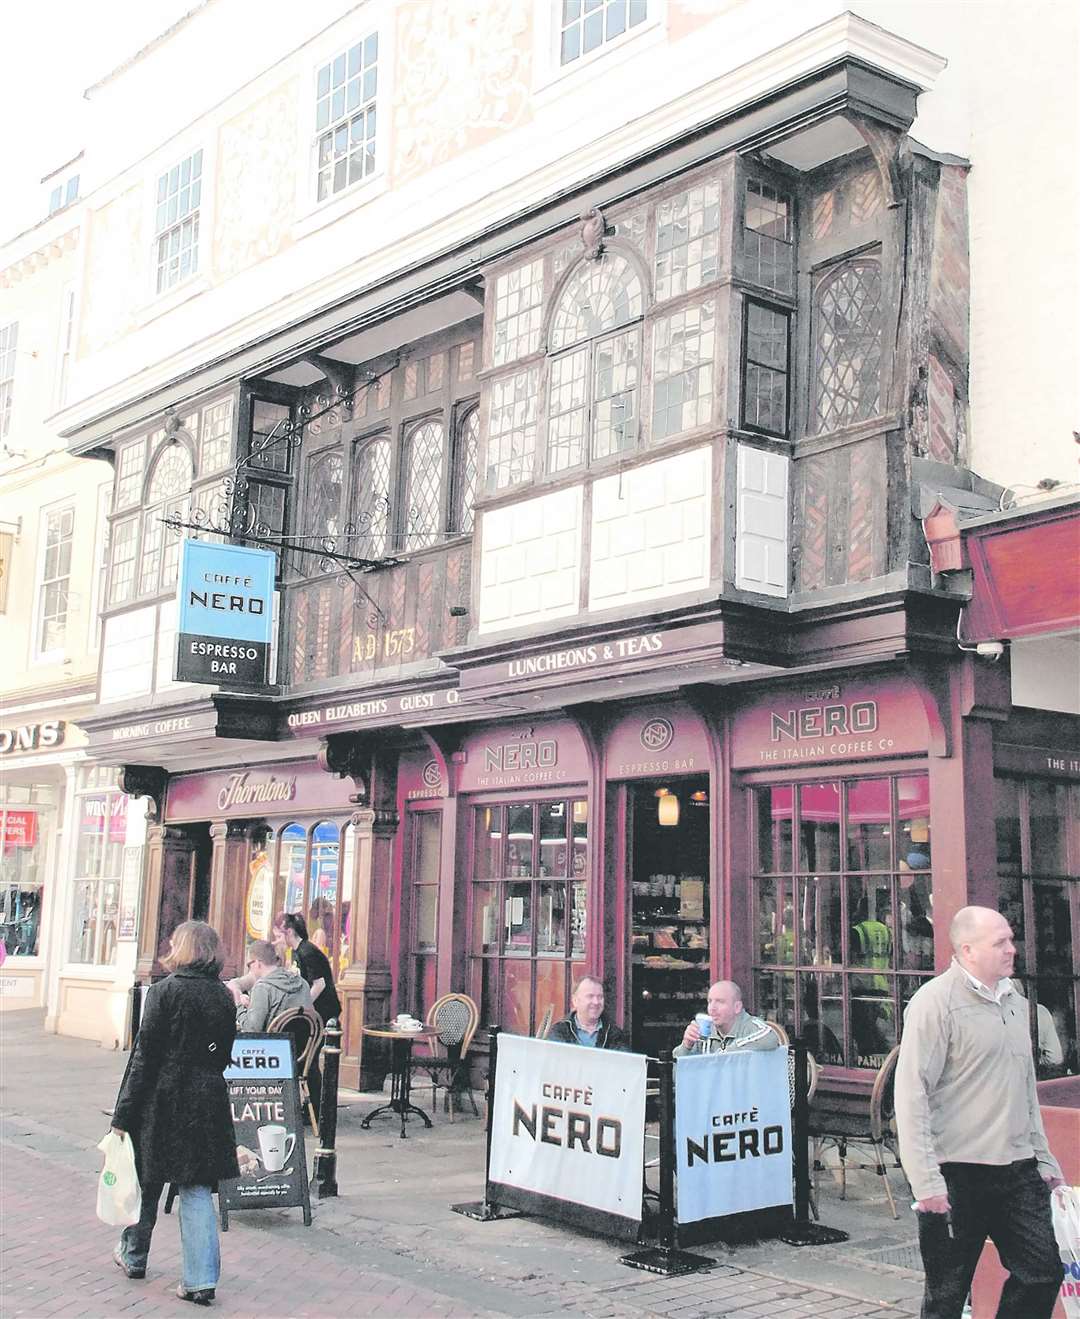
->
[[0, 1011, 925, 1318]]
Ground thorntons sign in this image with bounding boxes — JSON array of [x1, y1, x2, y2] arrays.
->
[[217, 773, 297, 811]]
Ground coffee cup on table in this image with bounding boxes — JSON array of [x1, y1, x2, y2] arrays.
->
[[695, 1012, 712, 1039]]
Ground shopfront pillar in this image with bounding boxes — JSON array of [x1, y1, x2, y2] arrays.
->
[[339, 805, 399, 1090], [924, 656, 1010, 967], [136, 825, 194, 981], [207, 819, 259, 979]]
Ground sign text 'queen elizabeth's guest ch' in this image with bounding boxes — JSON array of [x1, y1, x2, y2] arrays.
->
[[487, 1035, 646, 1240], [175, 541, 276, 688], [674, 1049, 792, 1225]]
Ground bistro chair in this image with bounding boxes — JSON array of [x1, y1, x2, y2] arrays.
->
[[267, 1006, 323, 1136], [765, 1019, 790, 1047], [409, 992, 480, 1120], [809, 1045, 905, 1219], [535, 1005, 554, 1040]]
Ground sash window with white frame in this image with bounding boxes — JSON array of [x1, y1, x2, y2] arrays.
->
[[154, 150, 202, 294], [35, 504, 74, 659], [315, 33, 379, 202]]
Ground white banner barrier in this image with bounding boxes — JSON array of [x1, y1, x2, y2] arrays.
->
[[488, 1035, 647, 1240], [674, 1049, 793, 1225]]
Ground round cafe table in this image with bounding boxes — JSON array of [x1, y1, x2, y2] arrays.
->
[[360, 1024, 440, 1138]]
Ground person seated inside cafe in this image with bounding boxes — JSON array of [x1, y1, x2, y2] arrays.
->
[[549, 974, 630, 1050], [235, 939, 313, 1032], [675, 980, 779, 1055]]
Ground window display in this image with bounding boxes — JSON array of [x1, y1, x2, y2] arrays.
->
[[69, 767, 128, 965], [1, 781, 55, 958]]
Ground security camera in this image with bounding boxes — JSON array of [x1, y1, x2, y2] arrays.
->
[[975, 641, 1005, 660]]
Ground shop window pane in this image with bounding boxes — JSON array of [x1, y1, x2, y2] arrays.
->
[[798, 782, 841, 872], [278, 823, 307, 914], [571, 798, 588, 878], [570, 879, 587, 957], [755, 785, 792, 873], [539, 800, 568, 876], [506, 805, 534, 877], [897, 776, 931, 873], [415, 886, 438, 951], [798, 875, 842, 966], [755, 969, 794, 1036], [897, 872, 934, 971], [474, 806, 503, 880], [501, 958, 532, 1034], [69, 880, 98, 963], [1030, 781, 1068, 875], [850, 974, 895, 1067], [471, 883, 499, 954], [537, 881, 567, 953], [414, 954, 437, 1018], [476, 956, 497, 1029], [504, 880, 532, 954], [799, 971, 844, 1065], [100, 881, 119, 966], [307, 821, 339, 954], [76, 795, 108, 875], [535, 959, 567, 1030], [995, 778, 1022, 874], [1033, 881, 1071, 974], [997, 871, 1027, 974], [845, 778, 891, 870], [1032, 977, 1074, 1076], [848, 875, 893, 969], [756, 876, 784, 964], [413, 812, 441, 885]]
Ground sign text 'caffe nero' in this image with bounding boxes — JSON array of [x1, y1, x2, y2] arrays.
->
[[176, 541, 276, 688]]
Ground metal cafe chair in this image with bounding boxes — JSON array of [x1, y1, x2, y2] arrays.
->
[[534, 1005, 554, 1040], [809, 1045, 905, 1219], [267, 1005, 323, 1136], [409, 992, 480, 1120]]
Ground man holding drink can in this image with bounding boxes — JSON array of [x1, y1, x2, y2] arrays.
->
[[674, 980, 779, 1055]]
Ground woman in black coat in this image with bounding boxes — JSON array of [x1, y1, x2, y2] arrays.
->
[[111, 921, 239, 1306]]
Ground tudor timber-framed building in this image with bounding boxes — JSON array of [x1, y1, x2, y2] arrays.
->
[[48, 2, 1079, 1092]]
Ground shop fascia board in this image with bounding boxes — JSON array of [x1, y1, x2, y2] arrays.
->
[[62, 55, 921, 456]]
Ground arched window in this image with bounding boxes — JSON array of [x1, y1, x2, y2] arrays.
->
[[450, 406, 479, 534], [812, 258, 883, 433], [402, 419, 445, 551], [351, 436, 392, 560], [303, 447, 343, 544], [547, 254, 644, 473], [139, 442, 194, 596]]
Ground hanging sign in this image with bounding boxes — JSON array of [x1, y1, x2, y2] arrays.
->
[[674, 1049, 792, 1225], [219, 1033, 311, 1227], [175, 541, 276, 687], [487, 1035, 646, 1240]]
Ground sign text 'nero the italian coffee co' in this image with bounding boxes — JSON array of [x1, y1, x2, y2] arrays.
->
[[176, 541, 276, 688]]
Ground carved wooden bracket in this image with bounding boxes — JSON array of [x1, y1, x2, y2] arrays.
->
[[119, 764, 168, 821], [417, 726, 460, 798], [300, 353, 355, 402], [318, 733, 371, 804]]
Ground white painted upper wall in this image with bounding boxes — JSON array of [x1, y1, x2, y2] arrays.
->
[[34, 0, 1078, 495]]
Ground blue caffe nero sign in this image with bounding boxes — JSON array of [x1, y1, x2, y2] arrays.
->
[[175, 541, 276, 687]]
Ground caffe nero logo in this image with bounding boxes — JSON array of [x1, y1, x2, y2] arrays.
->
[[640, 718, 675, 753], [421, 760, 441, 789]]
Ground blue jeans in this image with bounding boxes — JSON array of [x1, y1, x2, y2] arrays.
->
[[916, 1159, 1060, 1319], [118, 1182, 220, 1291]]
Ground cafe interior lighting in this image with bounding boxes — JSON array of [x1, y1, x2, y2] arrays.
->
[[658, 792, 680, 827]]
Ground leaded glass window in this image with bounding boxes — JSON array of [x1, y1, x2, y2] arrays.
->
[[451, 408, 479, 534], [743, 301, 789, 437], [107, 517, 138, 606], [744, 180, 794, 294], [493, 259, 545, 366], [549, 255, 643, 351], [199, 399, 233, 473], [592, 328, 639, 460], [249, 400, 292, 472], [652, 299, 715, 440], [114, 441, 146, 510], [547, 348, 589, 474], [813, 259, 883, 433], [403, 420, 445, 551], [154, 150, 202, 294], [316, 33, 378, 201], [139, 444, 193, 596], [560, 0, 647, 65], [352, 437, 392, 559], [304, 448, 343, 543], [655, 181, 721, 302], [487, 367, 539, 491]]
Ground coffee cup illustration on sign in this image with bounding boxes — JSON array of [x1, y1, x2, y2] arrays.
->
[[256, 1124, 295, 1173]]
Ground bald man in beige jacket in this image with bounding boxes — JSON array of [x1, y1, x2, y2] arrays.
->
[[895, 906, 1063, 1319]]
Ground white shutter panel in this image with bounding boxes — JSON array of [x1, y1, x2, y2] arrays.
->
[[735, 444, 789, 598]]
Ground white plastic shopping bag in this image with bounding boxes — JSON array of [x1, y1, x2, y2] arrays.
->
[[95, 1130, 142, 1227], [1052, 1185, 1080, 1319]]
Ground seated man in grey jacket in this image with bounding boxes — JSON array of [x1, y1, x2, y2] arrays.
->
[[236, 940, 313, 1032]]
